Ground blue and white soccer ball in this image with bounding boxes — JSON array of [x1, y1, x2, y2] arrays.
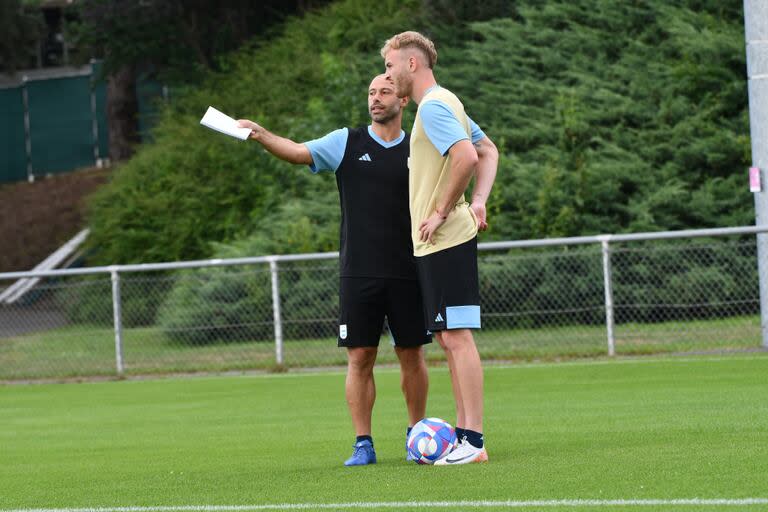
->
[[407, 417, 457, 464]]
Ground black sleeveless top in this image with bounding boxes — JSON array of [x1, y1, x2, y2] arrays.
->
[[335, 127, 417, 280]]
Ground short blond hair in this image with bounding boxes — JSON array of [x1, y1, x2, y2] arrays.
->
[[380, 31, 437, 69]]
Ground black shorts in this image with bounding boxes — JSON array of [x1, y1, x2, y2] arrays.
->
[[337, 277, 432, 348], [416, 237, 481, 332]]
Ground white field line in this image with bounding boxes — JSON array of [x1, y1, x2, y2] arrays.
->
[[4, 500, 768, 511]]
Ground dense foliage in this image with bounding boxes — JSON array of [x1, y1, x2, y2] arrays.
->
[[70, 0, 331, 83], [85, 0, 750, 267], [0, 0, 44, 73], [442, 1, 750, 240], [85, 0, 419, 264]]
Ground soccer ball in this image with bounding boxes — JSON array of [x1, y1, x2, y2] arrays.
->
[[407, 417, 457, 464]]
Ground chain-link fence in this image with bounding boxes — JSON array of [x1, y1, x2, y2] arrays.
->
[[1, 226, 766, 381]]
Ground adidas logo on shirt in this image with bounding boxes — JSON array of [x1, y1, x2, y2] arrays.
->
[[435, 312, 444, 322], [358, 153, 372, 161]]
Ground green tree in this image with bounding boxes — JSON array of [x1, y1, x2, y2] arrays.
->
[[70, 0, 331, 161], [86, 0, 751, 265], [437, 0, 749, 239], [85, 0, 420, 265], [0, 0, 43, 74]]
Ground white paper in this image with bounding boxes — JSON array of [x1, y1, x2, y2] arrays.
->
[[199, 106, 251, 140]]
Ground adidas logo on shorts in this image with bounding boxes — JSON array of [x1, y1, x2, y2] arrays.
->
[[434, 312, 444, 322]]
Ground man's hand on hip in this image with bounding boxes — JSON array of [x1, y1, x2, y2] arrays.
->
[[470, 202, 488, 231], [419, 211, 447, 245]]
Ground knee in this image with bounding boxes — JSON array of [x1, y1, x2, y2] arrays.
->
[[347, 348, 377, 374], [438, 330, 470, 353], [395, 346, 425, 371]]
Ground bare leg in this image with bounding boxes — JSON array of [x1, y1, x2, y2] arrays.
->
[[436, 331, 466, 430], [394, 345, 428, 427], [437, 329, 483, 432], [345, 347, 378, 436]]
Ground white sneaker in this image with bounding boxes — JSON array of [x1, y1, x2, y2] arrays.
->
[[434, 439, 488, 465]]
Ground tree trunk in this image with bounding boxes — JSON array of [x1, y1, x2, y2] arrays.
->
[[106, 65, 140, 162]]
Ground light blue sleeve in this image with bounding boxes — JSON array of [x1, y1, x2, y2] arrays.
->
[[467, 116, 486, 144], [419, 101, 470, 156], [303, 128, 348, 173]]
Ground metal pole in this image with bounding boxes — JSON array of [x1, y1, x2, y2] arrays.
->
[[21, 77, 33, 183], [111, 269, 125, 375], [745, 0, 768, 348], [601, 239, 616, 356], [90, 61, 101, 167], [269, 259, 284, 365]]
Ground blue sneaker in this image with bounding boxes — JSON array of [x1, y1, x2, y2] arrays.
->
[[344, 439, 376, 466]]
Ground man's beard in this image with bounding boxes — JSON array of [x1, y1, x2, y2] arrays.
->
[[394, 72, 412, 98], [371, 106, 399, 123]]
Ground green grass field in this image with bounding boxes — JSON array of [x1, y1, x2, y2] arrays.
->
[[2, 355, 768, 511]]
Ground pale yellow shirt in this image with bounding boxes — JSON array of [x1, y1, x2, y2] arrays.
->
[[409, 87, 478, 257]]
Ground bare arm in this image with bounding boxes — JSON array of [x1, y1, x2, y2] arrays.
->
[[470, 135, 499, 231], [237, 119, 312, 165], [418, 139, 478, 244]]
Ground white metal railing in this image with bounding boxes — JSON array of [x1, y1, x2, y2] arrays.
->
[[1, 225, 767, 376], [0, 229, 89, 305]]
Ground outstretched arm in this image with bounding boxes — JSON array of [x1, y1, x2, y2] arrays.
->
[[237, 119, 312, 165], [470, 135, 499, 231]]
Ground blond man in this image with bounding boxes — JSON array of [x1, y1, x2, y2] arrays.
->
[[382, 31, 499, 464]]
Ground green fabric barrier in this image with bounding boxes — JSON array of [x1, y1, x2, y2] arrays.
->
[[0, 61, 165, 184], [0, 87, 29, 184], [27, 75, 95, 175]]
